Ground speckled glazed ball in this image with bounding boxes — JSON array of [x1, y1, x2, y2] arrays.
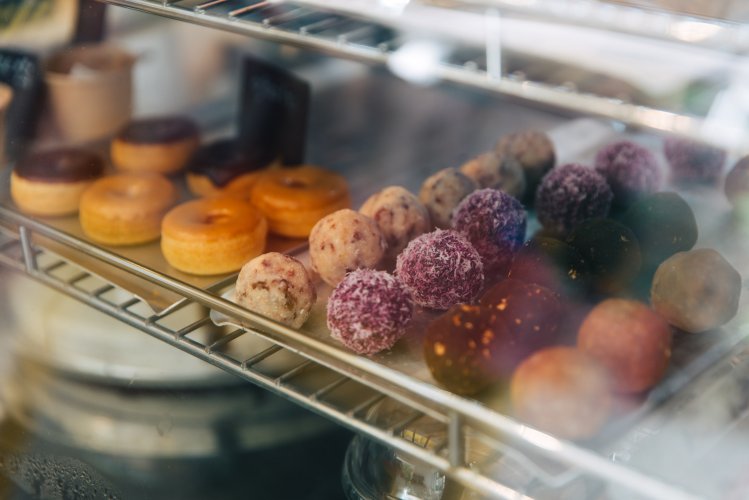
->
[[395, 229, 484, 310], [651, 249, 742, 333], [495, 130, 555, 198], [424, 304, 508, 395], [419, 168, 478, 229], [535, 163, 613, 236], [360, 186, 431, 260], [510, 347, 611, 440], [725, 156, 749, 208], [327, 269, 413, 355], [663, 137, 726, 184], [452, 188, 527, 277], [309, 209, 386, 287], [459, 152, 526, 200], [508, 237, 589, 296], [594, 141, 661, 206], [578, 299, 672, 394]]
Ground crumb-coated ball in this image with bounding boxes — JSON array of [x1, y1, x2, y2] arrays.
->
[[725, 156, 749, 208], [663, 137, 726, 184], [651, 249, 742, 333], [535, 164, 613, 236], [620, 192, 697, 275], [396, 229, 484, 310], [424, 304, 508, 395], [567, 218, 641, 295], [594, 141, 660, 206], [480, 279, 563, 370], [419, 168, 478, 229], [495, 130, 555, 197], [235, 252, 316, 329], [578, 299, 672, 394], [452, 188, 527, 277], [309, 209, 386, 287], [459, 152, 526, 200], [510, 346, 611, 440], [360, 186, 431, 259], [508, 237, 589, 296], [327, 269, 413, 355]]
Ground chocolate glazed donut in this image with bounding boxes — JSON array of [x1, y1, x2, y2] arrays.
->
[[111, 116, 200, 174]]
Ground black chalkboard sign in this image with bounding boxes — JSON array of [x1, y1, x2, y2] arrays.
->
[[238, 56, 310, 167], [0, 48, 43, 161]]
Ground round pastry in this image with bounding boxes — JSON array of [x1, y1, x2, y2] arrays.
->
[[111, 116, 200, 175], [11, 149, 104, 217], [459, 152, 526, 200], [309, 209, 385, 287], [80, 173, 178, 246], [327, 269, 413, 355], [418, 168, 477, 229], [566, 218, 642, 295], [725, 156, 749, 208], [651, 249, 742, 333], [594, 141, 660, 207], [452, 188, 526, 278], [359, 186, 431, 260], [186, 139, 268, 198], [424, 304, 508, 395], [480, 279, 563, 372], [251, 165, 351, 238], [535, 163, 613, 236], [508, 237, 589, 296], [510, 346, 611, 440], [578, 299, 672, 394], [161, 197, 268, 275], [495, 130, 555, 200], [235, 252, 316, 329], [663, 137, 726, 185], [620, 192, 697, 275], [395, 229, 484, 310]]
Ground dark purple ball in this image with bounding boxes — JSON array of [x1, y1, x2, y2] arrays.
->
[[535, 163, 613, 236], [663, 137, 726, 184], [452, 188, 526, 276], [327, 269, 413, 355], [594, 141, 660, 205], [396, 229, 484, 310]]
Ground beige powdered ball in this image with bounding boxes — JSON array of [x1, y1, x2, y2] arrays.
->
[[235, 252, 317, 329], [460, 152, 526, 200], [309, 209, 386, 286], [360, 186, 431, 259], [419, 168, 477, 229]]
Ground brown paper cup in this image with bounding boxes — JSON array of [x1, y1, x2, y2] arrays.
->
[[0, 84, 12, 168], [46, 45, 135, 144]]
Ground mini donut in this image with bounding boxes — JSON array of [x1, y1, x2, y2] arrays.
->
[[11, 148, 104, 217], [235, 252, 316, 329], [309, 209, 386, 287], [80, 173, 178, 246], [161, 197, 268, 276], [359, 186, 431, 259], [111, 116, 200, 174], [419, 168, 477, 229], [186, 139, 269, 198], [251, 165, 351, 239]]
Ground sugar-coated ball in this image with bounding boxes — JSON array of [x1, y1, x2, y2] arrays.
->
[[327, 269, 413, 355], [396, 229, 484, 310], [535, 163, 613, 236], [578, 299, 672, 394], [663, 137, 726, 185], [419, 168, 477, 229], [594, 140, 661, 207]]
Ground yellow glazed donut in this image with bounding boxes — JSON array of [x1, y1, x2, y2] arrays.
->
[[79, 173, 178, 245], [161, 197, 268, 275], [111, 116, 200, 174], [250, 165, 350, 238]]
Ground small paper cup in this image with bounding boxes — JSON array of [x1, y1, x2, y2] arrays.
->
[[0, 84, 12, 167]]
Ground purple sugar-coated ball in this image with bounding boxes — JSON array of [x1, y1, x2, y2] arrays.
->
[[663, 137, 726, 184], [535, 163, 613, 236], [396, 229, 484, 310], [327, 269, 413, 355], [452, 188, 527, 276], [594, 141, 661, 205]]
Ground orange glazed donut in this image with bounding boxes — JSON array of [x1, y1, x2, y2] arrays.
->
[[111, 116, 200, 174], [80, 173, 178, 246], [161, 197, 268, 275], [250, 165, 350, 238]]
